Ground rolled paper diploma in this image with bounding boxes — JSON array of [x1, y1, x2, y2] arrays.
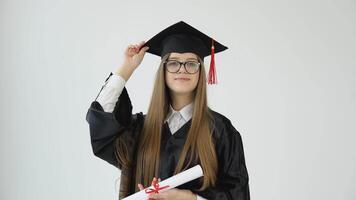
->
[[122, 165, 203, 200]]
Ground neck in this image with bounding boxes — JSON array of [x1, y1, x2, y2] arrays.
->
[[170, 92, 194, 111]]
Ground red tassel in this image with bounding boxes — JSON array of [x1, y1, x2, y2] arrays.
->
[[208, 38, 217, 84]]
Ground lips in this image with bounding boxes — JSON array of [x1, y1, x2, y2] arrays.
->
[[174, 77, 191, 81]]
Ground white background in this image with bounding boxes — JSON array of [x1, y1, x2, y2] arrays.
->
[[1, 0, 355, 199]]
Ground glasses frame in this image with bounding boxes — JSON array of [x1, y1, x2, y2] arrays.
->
[[163, 60, 201, 74]]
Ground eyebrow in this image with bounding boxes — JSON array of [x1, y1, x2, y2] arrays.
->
[[169, 57, 198, 61]]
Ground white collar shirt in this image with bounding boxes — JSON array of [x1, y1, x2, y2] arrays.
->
[[164, 102, 194, 134]]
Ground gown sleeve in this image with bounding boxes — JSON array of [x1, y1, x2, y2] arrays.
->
[[85, 72, 144, 169], [196, 117, 250, 200]]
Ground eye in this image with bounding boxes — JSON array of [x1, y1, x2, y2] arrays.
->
[[186, 61, 199, 68], [166, 60, 180, 67]]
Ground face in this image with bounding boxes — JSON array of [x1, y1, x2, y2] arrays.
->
[[165, 52, 200, 95]]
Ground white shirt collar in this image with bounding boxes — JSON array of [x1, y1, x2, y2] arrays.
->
[[165, 102, 194, 122]]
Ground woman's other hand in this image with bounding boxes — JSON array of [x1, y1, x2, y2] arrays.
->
[[138, 177, 197, 200], [137, 177, 161, 191], [148, 188, 197, 200]]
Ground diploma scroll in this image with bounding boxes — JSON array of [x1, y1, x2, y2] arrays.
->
[[122, 165, 203, 200]]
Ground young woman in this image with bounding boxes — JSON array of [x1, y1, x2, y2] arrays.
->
[[86, 21, 250, 200]]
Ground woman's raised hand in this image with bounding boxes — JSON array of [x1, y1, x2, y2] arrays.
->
[[116, 41, 149, 81], [122, 41, 149, 70]]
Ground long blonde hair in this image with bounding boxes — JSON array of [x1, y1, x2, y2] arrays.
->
[[117, 53, 218, 195]]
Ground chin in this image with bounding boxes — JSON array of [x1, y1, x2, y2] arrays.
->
[[171, 86, 194, 95]]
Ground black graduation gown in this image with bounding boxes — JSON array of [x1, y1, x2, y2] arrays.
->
[[86, 73, 250, 200]]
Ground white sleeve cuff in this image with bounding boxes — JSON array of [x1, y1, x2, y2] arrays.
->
[[96, 72, 127, 112], [105, 72, 126, 88]]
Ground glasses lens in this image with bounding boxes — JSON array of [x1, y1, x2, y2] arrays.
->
[[185, 61, 200, 73], [166, 61, 180, 72]]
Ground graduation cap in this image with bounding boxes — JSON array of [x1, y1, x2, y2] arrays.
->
[[141, 21, 228, 84]]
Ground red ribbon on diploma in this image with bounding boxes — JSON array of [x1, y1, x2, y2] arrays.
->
[[144, 179, 170, 197]]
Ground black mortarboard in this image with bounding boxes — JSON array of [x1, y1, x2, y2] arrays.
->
[[141, 21, 228, 84]]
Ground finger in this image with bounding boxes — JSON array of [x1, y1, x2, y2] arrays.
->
[[127, 45, 135, 52], [148, 193, 161, 199], [158, 178, 161, 182], [138, 40, 145, 47], [129, 46, 138, 54], [138, 46, 149, 56], [125, 45, 132, 53], [150, 177, 154, 186], [134, 45, 141, 53], [137, 183, 144, 191]]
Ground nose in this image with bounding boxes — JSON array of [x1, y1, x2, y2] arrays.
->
[[178, 62, 187, 74]]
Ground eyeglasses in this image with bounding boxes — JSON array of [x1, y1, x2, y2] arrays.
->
[[164, 60, 201, 74]]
